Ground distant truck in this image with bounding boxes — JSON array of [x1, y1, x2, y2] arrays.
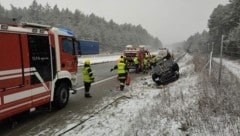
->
[[78, 40, 99, 55]]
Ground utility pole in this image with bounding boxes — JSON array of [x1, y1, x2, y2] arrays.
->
[[218, 35, 224, 86]]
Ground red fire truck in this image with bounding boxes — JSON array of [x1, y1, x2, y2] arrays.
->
[[123, 45, 150, 71], [0, 19, 79, 120]]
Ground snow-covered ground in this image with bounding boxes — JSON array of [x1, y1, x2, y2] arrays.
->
[[53, 54, 239, 136], [56, 54, 197, 135]]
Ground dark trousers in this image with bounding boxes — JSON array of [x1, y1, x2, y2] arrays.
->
[[135, 64, 139, 73], [118, 73, 127, 91], [84, 82, 91, 94], [119, 79, 126, 85], [119, 79, 126, 91], [143, 65, 148, 73]]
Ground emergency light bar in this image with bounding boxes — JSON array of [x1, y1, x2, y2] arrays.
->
[[59, 28, 74, 36]]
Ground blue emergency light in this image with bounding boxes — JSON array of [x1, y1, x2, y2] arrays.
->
[[59, 28, 74, 36]]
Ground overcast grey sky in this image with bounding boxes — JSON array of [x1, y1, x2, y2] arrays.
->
[[0, 0, 229, 45]]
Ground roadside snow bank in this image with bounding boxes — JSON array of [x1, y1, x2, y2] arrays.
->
[[78, 55, 119, 66]]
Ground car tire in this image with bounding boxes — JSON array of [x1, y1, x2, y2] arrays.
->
[[152, 74, 157, 81], [172, 63, 179, 72]]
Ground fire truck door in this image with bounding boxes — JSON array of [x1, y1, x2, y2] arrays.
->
[[59, 37, 78, 72], [27, 35, 52, 85]]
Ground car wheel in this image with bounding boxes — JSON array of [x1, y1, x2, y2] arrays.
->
[[172, 63, 179, 72]]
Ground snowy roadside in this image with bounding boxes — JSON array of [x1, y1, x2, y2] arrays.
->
[[213, 58, 240, 79], [61, 54, 203, 136], [53, 54, 240, 136]]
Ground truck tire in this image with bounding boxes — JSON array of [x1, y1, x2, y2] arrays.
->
[[53, 83, 69, 109]]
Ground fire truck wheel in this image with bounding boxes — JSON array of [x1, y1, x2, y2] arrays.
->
[[53, 83, 69, 109]]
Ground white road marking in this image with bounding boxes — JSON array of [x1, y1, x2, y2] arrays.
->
[[75, 75, 117, 90]]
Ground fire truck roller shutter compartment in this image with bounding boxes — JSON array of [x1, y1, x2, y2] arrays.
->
[[0, 33, 24, 89]]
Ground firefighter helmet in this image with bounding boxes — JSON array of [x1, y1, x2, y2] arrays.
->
[[119, 58, 124, 63], [84, 59, 90, 65]]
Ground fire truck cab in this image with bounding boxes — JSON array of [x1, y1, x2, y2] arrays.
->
[[0, 20, 79, 120]]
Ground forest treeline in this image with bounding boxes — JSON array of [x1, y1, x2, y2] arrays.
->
[[184, 0, 240, 57], [0, 0, 162, 53]]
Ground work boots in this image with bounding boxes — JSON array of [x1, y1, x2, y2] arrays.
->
[[85, 93, 92, 98], [120, 82, 125, 91]]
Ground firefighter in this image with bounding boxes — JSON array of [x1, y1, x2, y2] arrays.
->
[[145, 52, 149, 59], [150, 54, 157, 68], [159, 48, 172, 60], [82, 59, 95, 98], [164, 50, 172, 60], [133, 55, 139, 73], [123, 55, 127, 64], [110, 58, 128, 91], [143, 57, 149, 74]]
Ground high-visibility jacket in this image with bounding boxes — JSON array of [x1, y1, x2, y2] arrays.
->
[[151, 56, 157, 64], [82, 65, 94, 83], [145, 53, 149, 59], [133, 57, 139, 64], [117, 62, 126, 74], [143, 58, 148, 65], [112, 62, 127, 79]]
